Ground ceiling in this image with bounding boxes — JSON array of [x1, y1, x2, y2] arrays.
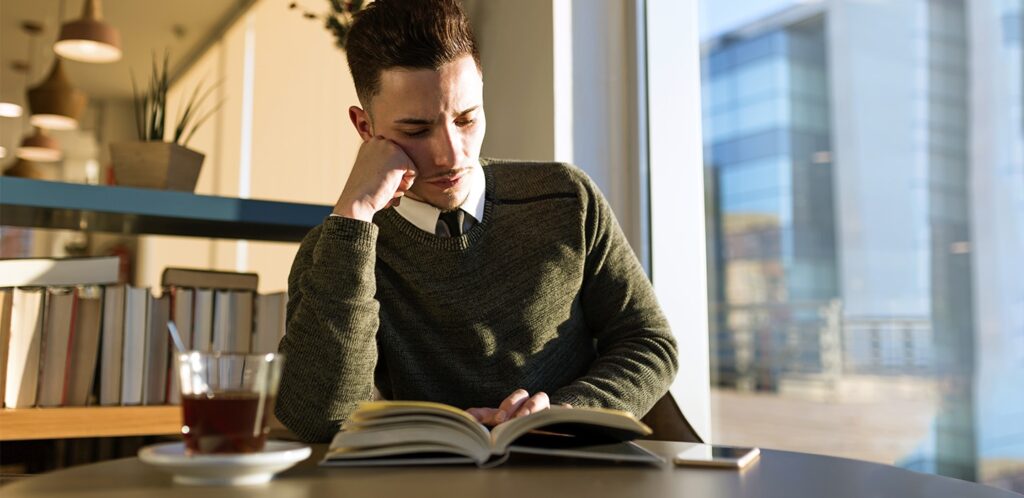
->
[[1, 0, 251, 102]]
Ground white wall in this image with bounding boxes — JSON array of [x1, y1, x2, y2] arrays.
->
[[137, 0, 362, 293], [467, 0, 647, 257], [647, 0, 712, 442], [465, 0, 556, 161]]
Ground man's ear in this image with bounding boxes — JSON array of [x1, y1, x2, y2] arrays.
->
[[349, 106, 374, 141]]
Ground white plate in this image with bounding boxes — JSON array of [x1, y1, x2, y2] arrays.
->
[[138, 440, 312, 486]]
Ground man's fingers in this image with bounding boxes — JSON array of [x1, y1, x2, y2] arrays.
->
[[466, 407, 500, 425], [497, 389, 530, 423], [513, 392, 549, 418], [398, 169, 417, 191]]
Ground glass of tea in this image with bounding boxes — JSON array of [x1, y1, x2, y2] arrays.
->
[[175, 351, 284, 455]]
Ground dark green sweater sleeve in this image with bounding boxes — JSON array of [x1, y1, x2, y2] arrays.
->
[[275, 216, 380, 442], [549, 167, 679, 418]]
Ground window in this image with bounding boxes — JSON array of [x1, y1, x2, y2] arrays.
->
[[697, 0, 1024, 492]]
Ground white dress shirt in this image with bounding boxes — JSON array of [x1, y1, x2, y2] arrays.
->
[[393, 163, 486, 234]]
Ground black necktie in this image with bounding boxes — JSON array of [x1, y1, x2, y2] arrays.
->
[[437, 209, 466, 237]]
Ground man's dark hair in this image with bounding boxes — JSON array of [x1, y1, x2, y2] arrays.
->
[[345, 0, 481, 108]]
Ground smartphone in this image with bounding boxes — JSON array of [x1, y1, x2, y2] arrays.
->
[[672, 444, 761, 469]]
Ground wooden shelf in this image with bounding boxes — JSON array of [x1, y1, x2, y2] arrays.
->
[[0, 177, 332, 242], [0, 406, 182, 441]]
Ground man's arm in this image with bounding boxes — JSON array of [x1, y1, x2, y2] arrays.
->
[[276, 136, 417, 442], [548, 166, 679, 418], [275, 218, 381, 442]]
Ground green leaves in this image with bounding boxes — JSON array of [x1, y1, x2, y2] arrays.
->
[[130, 51, 222, 146], [292, 0, 366, 50]]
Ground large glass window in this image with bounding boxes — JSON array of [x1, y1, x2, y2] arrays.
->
[[698, 0, 1024, 492]]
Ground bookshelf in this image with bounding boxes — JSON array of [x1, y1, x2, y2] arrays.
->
[[0, 407, 181, 441], [0, 177, 332, 241], [0, 178, 332, 440]]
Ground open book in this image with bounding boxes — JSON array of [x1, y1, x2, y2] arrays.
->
[[322, 401, 664, 467]]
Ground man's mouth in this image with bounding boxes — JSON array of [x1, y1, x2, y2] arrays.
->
[[425, 170, 467, 190]]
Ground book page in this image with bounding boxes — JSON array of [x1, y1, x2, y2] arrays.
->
[[327, 424, 491, 463], [490, 406, 651, 454]]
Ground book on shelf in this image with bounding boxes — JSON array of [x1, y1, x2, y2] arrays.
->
[[191, 289, 214, 352], [0, 265, 283, 409], [120, 286, 149, 406], [99, 285, 126, 405], [0, 290, 12, 405], [36, 288, 77, 407], [143, 294, 170, 405], [166, 287, 194, 404], [4, 288, 46, 408], [322, 401, 663, 468], [66, 286, 102, 406], [253, 292, 286, 354], [0, 256, 120, 288], [162, 267, 258, 292], [213, 290, 253, 354]]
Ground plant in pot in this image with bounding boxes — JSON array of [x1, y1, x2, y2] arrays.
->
[[110, 53, 220, 191]]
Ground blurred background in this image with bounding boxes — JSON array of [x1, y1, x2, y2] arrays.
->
[[699, 0, 1023, 491]]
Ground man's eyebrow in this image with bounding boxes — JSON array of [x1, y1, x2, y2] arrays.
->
[[393, 106, 480, 125], [394, 117, 434, 125]]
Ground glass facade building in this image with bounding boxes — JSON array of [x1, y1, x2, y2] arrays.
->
[[702, 14, 837, 390], [700, 0, 1023, 491]]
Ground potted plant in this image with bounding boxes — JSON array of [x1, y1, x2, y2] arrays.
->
[[110, 53, 220, 191]]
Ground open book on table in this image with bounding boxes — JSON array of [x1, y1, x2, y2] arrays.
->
[[321, 400, 664, 467]]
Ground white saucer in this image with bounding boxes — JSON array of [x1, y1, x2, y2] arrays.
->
[[138, 440, 312, 486]]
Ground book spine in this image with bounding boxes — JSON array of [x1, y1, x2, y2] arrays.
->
[[59, 287, 80, 406]]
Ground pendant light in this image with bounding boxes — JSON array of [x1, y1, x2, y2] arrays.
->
[[53, 0, 122, 63], [1, 35, 35, 119], [28, 57, 87, 130], [16, 128, 63, 162], [0, 102, 23, 118]]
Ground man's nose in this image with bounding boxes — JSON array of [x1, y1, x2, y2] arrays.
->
[[431, 124, 460, 168]]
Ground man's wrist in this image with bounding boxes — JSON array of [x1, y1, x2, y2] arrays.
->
[[332, 200, 376, 223]]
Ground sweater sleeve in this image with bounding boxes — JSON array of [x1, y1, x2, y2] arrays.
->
[[548, 167, 679, 418], [275, 216, 380, 442]]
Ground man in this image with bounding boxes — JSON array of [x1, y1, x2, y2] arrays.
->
[[277, 0, 678, 443]]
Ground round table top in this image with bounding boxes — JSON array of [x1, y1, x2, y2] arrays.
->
[[3, 441, 1017, 498]]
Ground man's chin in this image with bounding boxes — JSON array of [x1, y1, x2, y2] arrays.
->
[[407, 188, 467, 212]]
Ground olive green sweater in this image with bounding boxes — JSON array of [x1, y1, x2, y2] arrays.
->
[[276, 159, 678, 442]]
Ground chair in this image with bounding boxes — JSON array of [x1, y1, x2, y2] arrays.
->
[[640, 392, 703, 443]]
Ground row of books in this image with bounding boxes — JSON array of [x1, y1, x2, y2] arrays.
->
[[0, 257, 287, 409]]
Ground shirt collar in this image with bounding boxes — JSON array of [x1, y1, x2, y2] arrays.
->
[[393, 161, 486, 234]]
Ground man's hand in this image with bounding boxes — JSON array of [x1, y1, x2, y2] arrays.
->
[[466, 389, 570, 426], [333, 136, 417, 222]]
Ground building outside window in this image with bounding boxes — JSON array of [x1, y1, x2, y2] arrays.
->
[[698, 0, 1023, 491]]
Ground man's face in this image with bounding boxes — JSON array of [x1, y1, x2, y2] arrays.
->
[[355, 55, 486, 212]]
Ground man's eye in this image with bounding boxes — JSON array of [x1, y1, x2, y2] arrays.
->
[[404, 129, 429, 137], [456, 119, 476, 127]]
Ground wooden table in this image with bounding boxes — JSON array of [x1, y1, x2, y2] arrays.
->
[[2, 441, 1016, 497]]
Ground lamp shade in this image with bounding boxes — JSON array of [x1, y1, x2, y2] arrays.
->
[[53, 0, 122, 63], [27, 58, 87, 131], [0, 102, 23, 118], [16, 129, 63, 162]]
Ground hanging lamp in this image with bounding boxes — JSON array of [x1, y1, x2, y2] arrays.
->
[[28, 57, 87, 130], [16, 128, 63, 162], [53, 0, 122, 63], [0, 102, 23, 118]]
